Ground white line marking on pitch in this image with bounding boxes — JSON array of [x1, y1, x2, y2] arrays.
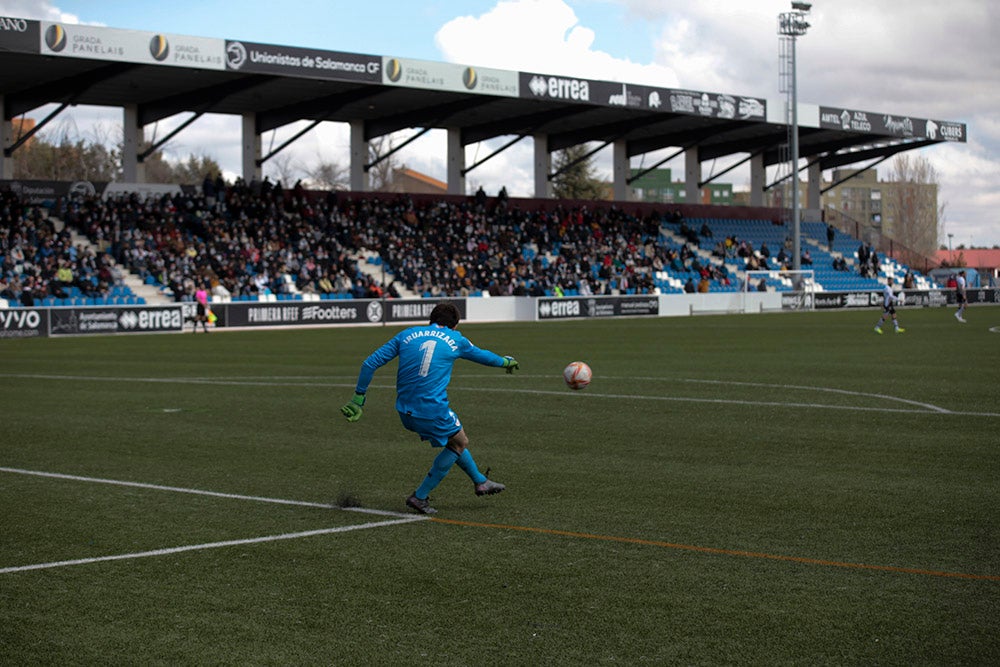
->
[[0, 518, 425, 575], [0, 467, 415, 519], [0, 466, 429, 575], [2, 373, 997, 417], [459, 387, 973, 415], [677, 378, 952, 413]]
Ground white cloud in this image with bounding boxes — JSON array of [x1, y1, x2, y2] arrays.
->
[[0, 0, 98, 25], [435, 0, 679, 85]]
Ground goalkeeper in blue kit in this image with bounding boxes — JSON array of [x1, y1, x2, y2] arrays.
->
[[341, 303, 518, 514]]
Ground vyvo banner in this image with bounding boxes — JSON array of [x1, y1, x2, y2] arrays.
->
[[0, 308, 48, 338]]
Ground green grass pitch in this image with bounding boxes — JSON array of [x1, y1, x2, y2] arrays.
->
[[1, 307, 998, 664]]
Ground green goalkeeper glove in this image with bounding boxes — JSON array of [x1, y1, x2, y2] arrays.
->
[[502, 356, 520, 374], [340, 392, 366, 422]]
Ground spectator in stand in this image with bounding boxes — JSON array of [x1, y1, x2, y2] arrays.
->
[[684, 277, 695, 293], [700, 221, 713, 238], [827, 224, 836, 251], [497, 185, 509, 210], [801, 249, 813, 266], [857, 243, 869, 276], [697, 274, 710, 293]]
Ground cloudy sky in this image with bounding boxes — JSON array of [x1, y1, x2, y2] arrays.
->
[[1, 0, 997, 246]]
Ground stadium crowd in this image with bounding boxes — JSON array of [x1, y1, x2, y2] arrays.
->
[[0, 189, 126, 306], [36, 181, 681, 302], [2, 179, 892, 306]]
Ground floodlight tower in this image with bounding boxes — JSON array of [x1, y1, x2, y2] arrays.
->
[[778, 1, 811, 271]]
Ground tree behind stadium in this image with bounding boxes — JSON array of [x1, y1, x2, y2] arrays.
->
[[884, 153, 945, 256], [551, 144, 606, 200], [11, 123, 221, 185]]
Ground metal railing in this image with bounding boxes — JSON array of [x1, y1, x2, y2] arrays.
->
[[823, 207, 939, 274]]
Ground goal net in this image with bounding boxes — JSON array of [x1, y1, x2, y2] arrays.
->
[[743, 269, 816, 311]]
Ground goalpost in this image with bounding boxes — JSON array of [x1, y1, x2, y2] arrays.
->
[[742, 269, 816, 311]]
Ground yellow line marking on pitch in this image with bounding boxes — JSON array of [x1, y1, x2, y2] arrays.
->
[[430, 517, 1000, 582]]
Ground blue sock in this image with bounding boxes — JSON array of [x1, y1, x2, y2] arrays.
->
[[455, 449, 487, 485], [415, 448, 460, 499]]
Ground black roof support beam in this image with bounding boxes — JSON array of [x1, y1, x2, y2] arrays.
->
[[365, 97, 494, 139], [256, 86, 389, 133], [626, 120, 746, 157], [5, 61, 138, 117], [547, 114, 668, 152], [139, 74, 276, 126], [818, 139, 938, 171], [460, 106, 592, 144]]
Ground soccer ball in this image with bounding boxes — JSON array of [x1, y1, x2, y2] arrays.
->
[[563, 361, 592, 391]]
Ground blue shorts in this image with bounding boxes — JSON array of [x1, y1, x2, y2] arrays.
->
[[399, 409, 463, 448]]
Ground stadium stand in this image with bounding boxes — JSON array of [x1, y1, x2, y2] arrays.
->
[[2, 183, 939, 307], [0, 190, 141, 308]]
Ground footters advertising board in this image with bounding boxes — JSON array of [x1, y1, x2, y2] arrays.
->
[[214, 298, 467, 328]]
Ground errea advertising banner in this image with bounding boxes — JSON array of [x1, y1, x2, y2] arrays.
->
[[519, 71, 766, 120], [819, 106, 966, 143], [537, 295, 659, 320], [382, 57, 518, 96], [48, 306, 185, 336], [0, 16, 39, 53], [224, 40, 381, 82], [40, 22, 224, 69]]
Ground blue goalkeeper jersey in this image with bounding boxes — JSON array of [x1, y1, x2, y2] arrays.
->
[[355, 324, 506, 418]]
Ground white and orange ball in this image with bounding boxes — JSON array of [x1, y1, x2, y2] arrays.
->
[[563, 361, 592, 391]]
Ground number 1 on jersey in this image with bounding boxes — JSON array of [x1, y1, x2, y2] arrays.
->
[[418, 340, 436, 377]]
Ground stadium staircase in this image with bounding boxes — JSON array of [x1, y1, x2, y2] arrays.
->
[[356, 250, 418, 298], [655, 225, 743, 293], [51, 216, 167, 305], [655, 217, 939, 294]]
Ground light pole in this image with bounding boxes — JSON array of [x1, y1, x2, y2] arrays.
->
[[778, 2, 811, 272], [948, 233, 954, 263]]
